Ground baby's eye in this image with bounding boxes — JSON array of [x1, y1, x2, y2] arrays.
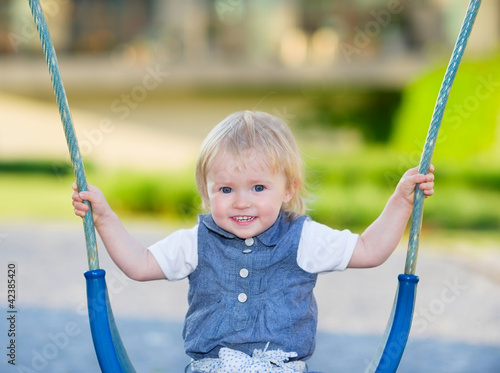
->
[[253, 185, 265, 192], [221, 187, 232, 194]]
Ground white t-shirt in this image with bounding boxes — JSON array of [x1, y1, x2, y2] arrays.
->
[[148, 219, 358, 281]]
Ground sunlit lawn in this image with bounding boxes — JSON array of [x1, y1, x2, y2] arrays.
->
[[1, 173, 75, 220]]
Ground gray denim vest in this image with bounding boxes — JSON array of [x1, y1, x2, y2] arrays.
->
[[183, 211, 318, 361]]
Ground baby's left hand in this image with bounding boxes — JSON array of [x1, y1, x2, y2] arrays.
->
[[396, 165, 435, 207]]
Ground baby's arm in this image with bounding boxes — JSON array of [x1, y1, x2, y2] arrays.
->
[[348, 166, 435, 268], [72, 183, 165, 281]]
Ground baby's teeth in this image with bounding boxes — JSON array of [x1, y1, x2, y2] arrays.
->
[[234, 216, 253, 221]]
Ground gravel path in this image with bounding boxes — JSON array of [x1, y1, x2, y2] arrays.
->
[[1, 221, 499, 372]]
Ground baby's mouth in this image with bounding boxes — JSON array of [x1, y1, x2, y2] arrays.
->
[[232, 216, 256, 222]]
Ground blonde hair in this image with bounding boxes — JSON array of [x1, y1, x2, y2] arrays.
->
[[195, 110, 307, 217]]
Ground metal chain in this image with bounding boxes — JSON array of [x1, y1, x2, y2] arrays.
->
[[405, 0, 481, 275], [28, 0, 99, 270]]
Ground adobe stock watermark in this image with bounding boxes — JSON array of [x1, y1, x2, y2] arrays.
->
[[8, 0, 69, 53], [75, 268, 132, 321], [384, 148, 422, 187], [300, 234, 345, 273], [363, 330, 410, 373], [340, 0, 410, 63], [272, 106, 296, 123], [252, 91, 297, 123], [13, 269, 131, 372], [214, 0, 245, 23], [76, 64, 169, 158], [439, 73, 500, 143], [48, 64, 169, 180], [363, 277, 467, 371], [384, 72, 499, 187], [412, 277, 467, 334], [15, 322, 82, 373]]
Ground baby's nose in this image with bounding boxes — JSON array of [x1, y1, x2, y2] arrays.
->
[[233, 193, 252, 209]]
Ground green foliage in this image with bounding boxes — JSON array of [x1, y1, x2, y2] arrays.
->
[[4, 146, 500, 232], [424, 188, 500, 230], [299, 90, 401, 143], [305, 149, 500, 231], [104, 171, 201, 221], [391, 54, 500, 160], [305, 149, 397, 229], [0, 159, 72, 177]]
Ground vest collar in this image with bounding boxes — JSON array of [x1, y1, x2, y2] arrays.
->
[[199, 211, 291, 247]]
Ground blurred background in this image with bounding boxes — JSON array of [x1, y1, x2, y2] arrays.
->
[[1, 0, 499, 372], [1, 0, 500, 229]]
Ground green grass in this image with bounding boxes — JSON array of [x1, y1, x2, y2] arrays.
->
[[2, 148, 500, 233], [0, 173, 76, 220]]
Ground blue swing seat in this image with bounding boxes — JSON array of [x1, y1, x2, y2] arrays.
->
[[85, 270, 136, 373]]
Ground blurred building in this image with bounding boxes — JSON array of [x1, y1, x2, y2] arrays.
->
[[0, 0, 498, 89]]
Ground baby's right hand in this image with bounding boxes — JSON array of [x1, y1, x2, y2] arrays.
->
[[72, 182, 112, 226]]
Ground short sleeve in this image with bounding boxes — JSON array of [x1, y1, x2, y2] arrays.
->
[[147, 225, 199, 281], [297, 219, 358, 273]]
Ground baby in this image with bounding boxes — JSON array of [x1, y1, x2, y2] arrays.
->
[[72, 111, 434, 372]]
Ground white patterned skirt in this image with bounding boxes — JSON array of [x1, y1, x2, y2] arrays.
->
[[185, 343, 308, 373]]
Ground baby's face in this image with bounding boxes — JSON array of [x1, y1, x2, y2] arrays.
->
[[205, 150, 293, 239]]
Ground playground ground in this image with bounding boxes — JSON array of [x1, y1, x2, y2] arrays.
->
[[1, 220, 499, 373]]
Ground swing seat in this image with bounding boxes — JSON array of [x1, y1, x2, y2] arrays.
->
[[85, 270, 136, 373], [368, 274, 419, 373]]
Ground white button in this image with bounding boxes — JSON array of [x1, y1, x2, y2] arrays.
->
[[242, 249, 252, 254], [239, 268, 249, 278], [245, 238, 254, 246], [238, 293, 247, 303]]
